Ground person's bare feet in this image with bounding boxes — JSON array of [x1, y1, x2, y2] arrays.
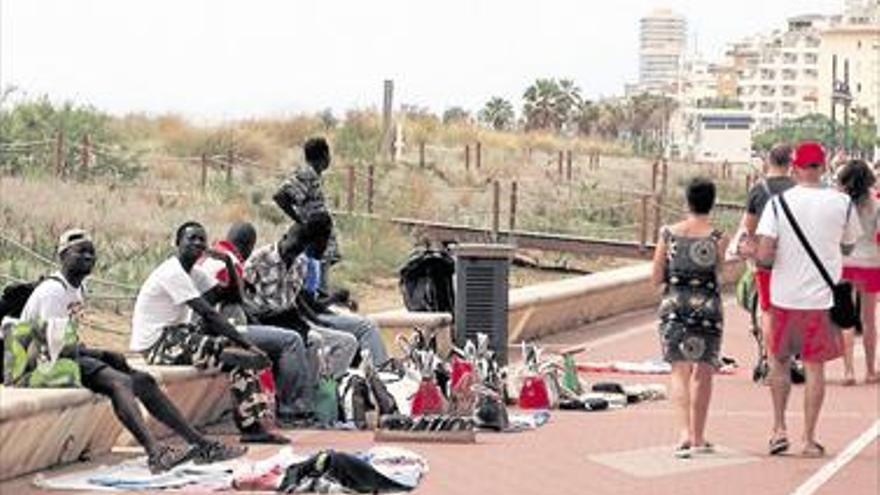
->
[[842, 373, 856, 386], [865, 372, 879, 384]]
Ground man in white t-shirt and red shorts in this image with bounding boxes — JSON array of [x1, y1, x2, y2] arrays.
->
[[756, 142, 861, 457]]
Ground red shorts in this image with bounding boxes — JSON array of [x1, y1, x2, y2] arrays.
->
[[842, 266, 880, 293], [754, 268, 772, 311], [769, 307, 843, 363]]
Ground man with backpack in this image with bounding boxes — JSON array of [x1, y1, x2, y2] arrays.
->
[[756, 142, 862, 457], [17, 229, 245, 473]]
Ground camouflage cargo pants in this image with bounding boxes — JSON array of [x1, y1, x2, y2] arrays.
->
[[145, 323, 269, 431]]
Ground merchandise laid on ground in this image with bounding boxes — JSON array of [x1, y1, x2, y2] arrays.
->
[[0, 300, 877, 494]]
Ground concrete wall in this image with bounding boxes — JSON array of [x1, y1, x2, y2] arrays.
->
[[508, 261, 744, 342]]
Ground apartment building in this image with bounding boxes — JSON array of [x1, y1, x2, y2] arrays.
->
[[639, 8, 687, 93], [732, 15, 829, 132]]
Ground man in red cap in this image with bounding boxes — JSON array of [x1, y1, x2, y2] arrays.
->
[[756, 141, 862, 457]]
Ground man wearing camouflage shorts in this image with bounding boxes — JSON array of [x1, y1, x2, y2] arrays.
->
[[131, 221, 287, 444]]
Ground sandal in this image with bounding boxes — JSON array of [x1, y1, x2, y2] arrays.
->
[[769, 436, 790, 456], [802, 442, 826, 458]]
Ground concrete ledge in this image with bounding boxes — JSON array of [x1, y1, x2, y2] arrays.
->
[[0, 364, 230, 481], [371, 310, 453, 358], [508, 261, 743, 342]]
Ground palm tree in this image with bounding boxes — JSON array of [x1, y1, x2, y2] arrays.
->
[[523, 79, 561, 131], [478, 97, 515, 131], [574, 99, 599, 136], [522, 78, 583, 132]]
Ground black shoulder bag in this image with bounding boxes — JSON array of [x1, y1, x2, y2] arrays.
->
[[777, 193, 858, 328]]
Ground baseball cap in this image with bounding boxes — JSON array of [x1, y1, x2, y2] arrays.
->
[[57, 228, 92, 255], [792, 142, 826, 169]]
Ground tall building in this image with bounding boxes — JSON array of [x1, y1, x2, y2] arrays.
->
[[732, 15, 829, 132], [639, 8, 687, 93], [817, 21, 880, 132]]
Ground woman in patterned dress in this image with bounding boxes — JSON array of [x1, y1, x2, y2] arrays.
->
[[652, 177, 728, 458]]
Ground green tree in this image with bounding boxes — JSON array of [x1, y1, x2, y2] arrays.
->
[[478, 97, 515, 131], [0, 93, 142, 179], [522, 78, 582, 132], [752, 112, 877, 158], [442, 106, 471, 125]]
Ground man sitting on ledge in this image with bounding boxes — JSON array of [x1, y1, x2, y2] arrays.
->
[[21, 229, 245, 473], [130, 221, 288, 444]]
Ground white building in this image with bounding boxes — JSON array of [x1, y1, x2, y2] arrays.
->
[[818, 13, 880, 130], [732, 15, 830, 132], [669, 109, 752, 164], [639, 9, 687, 93]]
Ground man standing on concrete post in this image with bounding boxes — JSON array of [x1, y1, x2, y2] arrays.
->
[[756, 142, 861, 457]]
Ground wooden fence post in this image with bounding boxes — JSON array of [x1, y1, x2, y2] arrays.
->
[[225, 149, 234, 185], [346, 165, 355, 213], [639, 195, 649, 251], [651, 160, 658, 193], [509, 180, 518, 232], [367, 163, 375, 214], [661, 158, 668, 194], [465, 144, 470, 171], [492, 180, 500, 242], [566, 150, 573, 182], [55, 131, 65, 177], [557, 151, 563, 180], [476, 141, 482, 170], [80, 133, 91, 177], [201, 153, 208, 190], [419, 142, 425, 168], [652, 194, 662, 244]]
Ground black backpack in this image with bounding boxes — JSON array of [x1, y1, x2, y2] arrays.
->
[[0, 276, 63, 322], [398, 246, 455, 313], [0, 276, 63, 375]]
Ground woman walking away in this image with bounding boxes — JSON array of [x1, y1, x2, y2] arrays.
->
[[838, 159, 880, 385], [652, 177, 728, 459]]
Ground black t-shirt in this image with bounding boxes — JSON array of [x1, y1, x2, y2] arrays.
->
[[746, 176, 796, 216]]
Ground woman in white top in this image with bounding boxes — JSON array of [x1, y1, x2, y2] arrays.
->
[[838, 159, 880, 385]]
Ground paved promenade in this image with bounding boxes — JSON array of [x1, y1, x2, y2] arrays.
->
[[3, 300, 877, 494]]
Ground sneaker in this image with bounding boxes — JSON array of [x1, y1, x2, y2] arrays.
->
[[674, 443, 692, 459], [148, 444, 193, 474], [277, 412, 317, 429], [240, 430, 290, 445], [219, 347, 271, 370], [692, 442, 715, 454], [191, 440, 248, 465]]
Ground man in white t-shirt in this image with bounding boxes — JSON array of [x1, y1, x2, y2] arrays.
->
[[132, 221, 286, 444], [756, 142, 861, 457], [21, 229, 244, 473]]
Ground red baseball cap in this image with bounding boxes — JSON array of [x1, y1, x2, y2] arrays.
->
[[792, 141, 826, 168]]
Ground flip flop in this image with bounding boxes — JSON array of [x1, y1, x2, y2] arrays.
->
[[769, 436, 789, 455], [802, 442, 826, 458]]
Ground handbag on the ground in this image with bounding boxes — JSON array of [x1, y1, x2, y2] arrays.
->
[[777, 194, 858, 328]]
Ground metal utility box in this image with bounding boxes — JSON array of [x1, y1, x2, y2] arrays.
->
[[452, 244, 514, 365]]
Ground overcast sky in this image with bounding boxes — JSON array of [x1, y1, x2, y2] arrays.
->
[[0, 0, 844, 121]]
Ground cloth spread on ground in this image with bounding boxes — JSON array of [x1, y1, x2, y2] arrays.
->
[[33, 446, 427, 493], [576, 358, 737, 375], [232, 446, 428, 493], [33, 457, 236, 491]]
